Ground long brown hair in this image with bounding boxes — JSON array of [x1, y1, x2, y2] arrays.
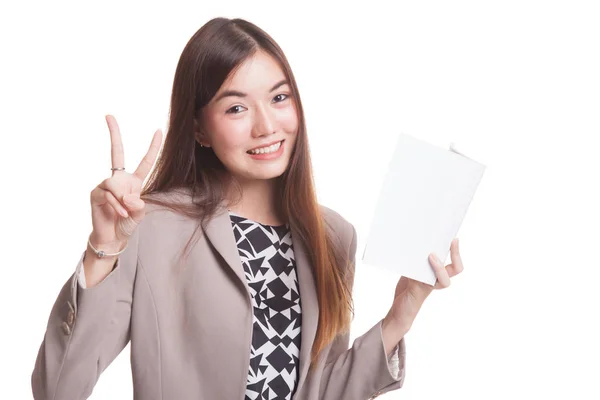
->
[[140, 17, 353, 367]]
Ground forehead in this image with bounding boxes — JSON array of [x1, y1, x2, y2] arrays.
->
[[223, 50, 286, 89]]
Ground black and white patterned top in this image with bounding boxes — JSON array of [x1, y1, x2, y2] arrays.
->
[[228, 210, 302, 400]]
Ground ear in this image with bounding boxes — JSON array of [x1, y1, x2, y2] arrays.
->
[[193, 118, 211, 148]]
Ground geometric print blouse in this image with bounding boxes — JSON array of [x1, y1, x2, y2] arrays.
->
[[228, 210, 302, 400]]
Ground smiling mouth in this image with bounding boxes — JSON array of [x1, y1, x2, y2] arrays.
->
[[246, 140, 284, 155]]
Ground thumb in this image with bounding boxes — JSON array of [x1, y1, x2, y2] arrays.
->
[[122, 193, 146, 223]]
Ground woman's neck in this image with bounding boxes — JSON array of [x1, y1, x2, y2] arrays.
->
[[225, 177, 285, 226]]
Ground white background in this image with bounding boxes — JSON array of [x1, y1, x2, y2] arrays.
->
[[1, 0, 599, 398]]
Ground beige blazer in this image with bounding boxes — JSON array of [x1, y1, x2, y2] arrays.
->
[[32, 194, 406, 399]]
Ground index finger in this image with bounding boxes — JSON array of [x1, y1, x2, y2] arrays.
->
[[133, 128, 163, 181], [106, 114, 125, 175]]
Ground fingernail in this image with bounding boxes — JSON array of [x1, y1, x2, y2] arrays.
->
[[120, 208, 129, 218]]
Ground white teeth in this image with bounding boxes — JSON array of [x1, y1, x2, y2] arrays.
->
[[248, 141, 281, 155]]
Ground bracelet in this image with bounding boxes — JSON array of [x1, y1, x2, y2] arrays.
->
[[87, 233, 128, 258]]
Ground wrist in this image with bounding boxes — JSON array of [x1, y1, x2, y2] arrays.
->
[[89, 232, 127, 250], [381, 317, 406, 357], [88, 232, 127, 257], [382, 315, 409, 342]]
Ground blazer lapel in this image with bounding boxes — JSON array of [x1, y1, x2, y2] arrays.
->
[[202, 203, 252, 301], [201, 203, 319, 395]]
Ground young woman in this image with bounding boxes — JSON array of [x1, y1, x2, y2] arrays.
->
[[32, 17, 463, 400]]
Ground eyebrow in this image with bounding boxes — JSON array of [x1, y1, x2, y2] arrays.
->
[[213, 79, 289, 103]]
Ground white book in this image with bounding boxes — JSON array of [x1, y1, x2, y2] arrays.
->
[[361, 133, 486, 286]]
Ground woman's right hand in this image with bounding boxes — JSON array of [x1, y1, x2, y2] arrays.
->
[[89, 115, 163, 250]]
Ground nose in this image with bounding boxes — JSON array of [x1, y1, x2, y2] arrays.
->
[[252, 104, 276, 137]]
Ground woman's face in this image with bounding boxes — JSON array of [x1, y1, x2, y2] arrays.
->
[[198, 50, 299, 184]]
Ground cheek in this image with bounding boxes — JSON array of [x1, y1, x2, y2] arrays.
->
[[280, 107, 299, 134], [212, 118, 252, 150]]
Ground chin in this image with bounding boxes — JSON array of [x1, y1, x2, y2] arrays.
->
[[253, 168, 287, 180], [238, 163, 289, 182]]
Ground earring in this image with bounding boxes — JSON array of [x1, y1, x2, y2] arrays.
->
[[200, 143, 204, 147]]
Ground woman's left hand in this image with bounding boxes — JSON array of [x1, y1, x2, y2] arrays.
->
[[382, 238, 464, 351]]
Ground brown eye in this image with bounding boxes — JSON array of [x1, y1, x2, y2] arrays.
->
[[273, 94, 289, 103], [226, 105, 246, 114]]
